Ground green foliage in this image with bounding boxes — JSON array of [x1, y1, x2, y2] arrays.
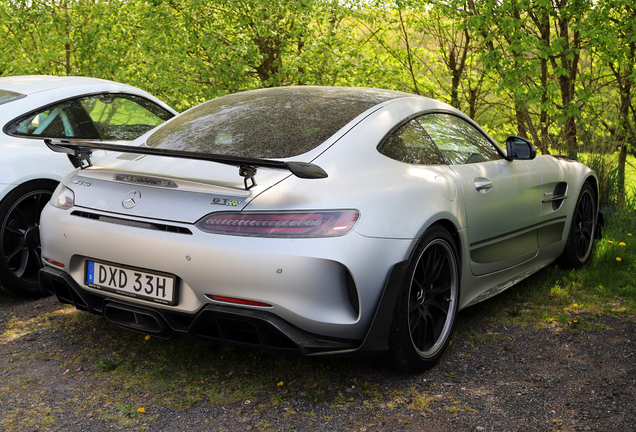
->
[[580, 151, 620, 206], [97, 357, 120, 371], [0, 0, 634, 166]]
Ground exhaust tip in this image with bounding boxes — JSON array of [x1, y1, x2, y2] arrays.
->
[[104, 302, 173, 338]]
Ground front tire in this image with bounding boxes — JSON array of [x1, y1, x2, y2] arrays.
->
[[558, 182, 597, 268], [389, 225, 459, 372], [0, 180, 57, 298]]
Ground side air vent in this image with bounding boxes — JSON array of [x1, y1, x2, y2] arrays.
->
[[71, 211, 193, 235], [541, 182, 568, 211]]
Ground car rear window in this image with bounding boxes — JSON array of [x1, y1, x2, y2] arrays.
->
[[0, 89, 25, 105], [146, 87, 410, 159]]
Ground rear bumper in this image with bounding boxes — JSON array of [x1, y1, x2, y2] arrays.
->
[[39, 260, 408, 356], [40, 203, 414, 340]]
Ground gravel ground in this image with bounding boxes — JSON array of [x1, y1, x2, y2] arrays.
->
[[1, 291, 634, 432]]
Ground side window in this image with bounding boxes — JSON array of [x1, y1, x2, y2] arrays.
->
[[6, 93, 173, 141], [79, 94, 173, 141], [416, 113, 502, 165], [7, 99, 100, 139], [378, 120, 445, 165]]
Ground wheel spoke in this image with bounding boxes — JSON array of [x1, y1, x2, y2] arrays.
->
[[428, 282, 450, 297], [11, 249, 29, 278], [410, 308, 426, 347], [5, 239, 26, 262], [5, 227, 23, 236], [423, 311, 436, 346], [424, 249, 444, 284], [15, 206, 31, 226], [412, 275, 424, 292], [22, 195, 40, 219], [426, 298, 450, 315], [409, 300, 420, 314], [409, 306, 422, 331], [34, 192, 45, 215], [29, 247, 44, 271]]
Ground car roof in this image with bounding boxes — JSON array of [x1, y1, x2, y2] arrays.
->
[[146, 85, 423, 159], [0, 75, 140, 95], [235, 85, 417, 104]]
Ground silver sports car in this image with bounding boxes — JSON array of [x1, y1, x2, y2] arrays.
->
[[38, 86, 600, 371]]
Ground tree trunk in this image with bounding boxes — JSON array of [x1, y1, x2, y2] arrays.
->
[[550, 7, 581, 158]]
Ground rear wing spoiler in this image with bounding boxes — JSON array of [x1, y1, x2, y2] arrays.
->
[[44, 139, 327, 190]]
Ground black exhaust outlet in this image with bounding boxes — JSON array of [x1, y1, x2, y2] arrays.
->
[[104, 302, 173, 338]]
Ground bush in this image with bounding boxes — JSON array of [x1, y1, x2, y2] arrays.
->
[[580, 150, 620, 208]]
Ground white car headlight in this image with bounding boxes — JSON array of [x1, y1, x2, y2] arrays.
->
[[51, 185, 75, 209]]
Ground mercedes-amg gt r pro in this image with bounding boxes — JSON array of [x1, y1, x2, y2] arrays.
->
[[38, 86, 600, 371]]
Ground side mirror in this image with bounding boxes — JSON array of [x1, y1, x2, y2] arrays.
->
[[505, 136, 537, 161]]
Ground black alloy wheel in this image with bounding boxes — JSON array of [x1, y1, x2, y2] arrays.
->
[[0, 180, 57, 297], [558, 182, 597, 268], [389, 225, 459, 372]]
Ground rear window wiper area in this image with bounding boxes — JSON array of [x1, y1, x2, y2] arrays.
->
[[44, 139, 328, 190]]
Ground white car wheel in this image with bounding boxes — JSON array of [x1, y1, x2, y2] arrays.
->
[[0, 180, 56, 297]]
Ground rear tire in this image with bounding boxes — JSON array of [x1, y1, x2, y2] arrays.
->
[[558, 182, 597, 269], [389, 225, 459, 372], [0, 180, 57, 298]]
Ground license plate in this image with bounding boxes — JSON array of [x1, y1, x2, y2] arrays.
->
[[85, 260, 177, 305]]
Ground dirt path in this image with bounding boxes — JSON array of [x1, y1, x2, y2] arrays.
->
[[1, 292, 634, 431]]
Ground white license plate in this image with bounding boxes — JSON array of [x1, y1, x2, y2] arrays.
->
[[85, 260, 177, 305]]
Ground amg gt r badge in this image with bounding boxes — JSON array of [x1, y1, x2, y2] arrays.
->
[[122, 190, 142, 209], [211, 197, 240, 206]]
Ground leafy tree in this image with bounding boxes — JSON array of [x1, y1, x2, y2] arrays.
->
[[351, 2, 494, 121], [461, 0, 594, 156], [0, 0, 632, 187], [464, 0, 548, 154], [586, 0, 636, 202], [0, 0, 142, 79], [135, 0, 360, 109]]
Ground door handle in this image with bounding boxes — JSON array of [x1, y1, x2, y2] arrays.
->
[[474, 178, 493, 193]]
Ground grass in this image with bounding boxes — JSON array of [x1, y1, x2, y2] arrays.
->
[[34, 310, 371, 418], [579, 151, 636, 205], [619, 153, 636, 190]]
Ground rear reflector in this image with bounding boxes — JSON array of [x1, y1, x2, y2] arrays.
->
[[195, 210, 359, 237], [43, 258, 65, 268], [207, 295, 271, 307]]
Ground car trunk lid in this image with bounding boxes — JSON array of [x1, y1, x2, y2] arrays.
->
[[66, 154, 293, 223]]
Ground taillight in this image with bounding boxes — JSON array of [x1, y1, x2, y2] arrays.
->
[[51, 185, 74, 210], [195, 210, 359, 237]]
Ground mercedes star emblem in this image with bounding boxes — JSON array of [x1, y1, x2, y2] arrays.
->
[[122, 190, 142, 209]]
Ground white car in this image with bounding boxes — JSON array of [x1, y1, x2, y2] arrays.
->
[[0, 75, 177, 297]]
